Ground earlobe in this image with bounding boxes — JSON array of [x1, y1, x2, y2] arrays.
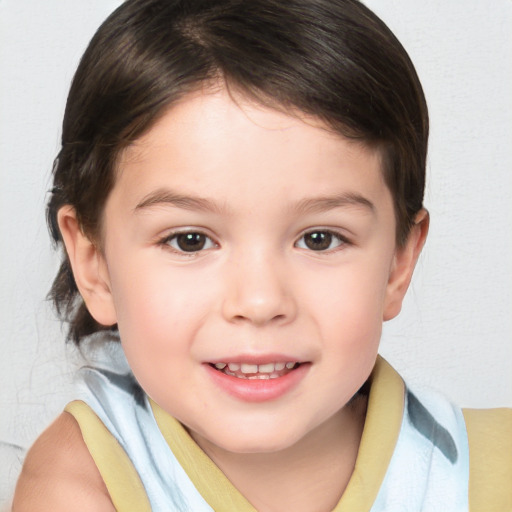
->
[[57, 206, 117, 326], [383, 209, 429, 321]]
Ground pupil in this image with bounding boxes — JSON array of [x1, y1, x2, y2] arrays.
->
[[177, 233, 206, 252], [305, 232, 331, 251]]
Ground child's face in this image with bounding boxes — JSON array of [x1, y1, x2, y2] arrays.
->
[[78, 88, 422, 454]]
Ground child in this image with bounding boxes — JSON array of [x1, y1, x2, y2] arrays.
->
[[12, 0, 511, 510]]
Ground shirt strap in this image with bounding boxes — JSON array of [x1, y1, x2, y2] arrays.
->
[[65, 400, 151, 512]]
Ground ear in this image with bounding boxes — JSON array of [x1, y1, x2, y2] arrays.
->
[[383, 209, 429, 321], [57, 206, 117, 326]]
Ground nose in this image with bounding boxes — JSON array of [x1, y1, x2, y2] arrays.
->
[[221, 249, 297, 326]]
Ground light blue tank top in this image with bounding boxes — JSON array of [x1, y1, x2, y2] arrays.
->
[[73, 342, 470, 511]]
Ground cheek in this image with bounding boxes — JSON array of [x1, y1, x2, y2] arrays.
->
[[108, 262, 216, 402], [108, 257, 216, 354], [301, 257, 391, 325]]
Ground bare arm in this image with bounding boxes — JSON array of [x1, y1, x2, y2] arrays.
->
[[12, 412, 115, 511]]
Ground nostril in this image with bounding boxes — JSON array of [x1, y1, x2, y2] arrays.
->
[[231, 312, 289, 326]]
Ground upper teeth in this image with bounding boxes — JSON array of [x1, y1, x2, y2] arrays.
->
[[214, 362, 297, 373]]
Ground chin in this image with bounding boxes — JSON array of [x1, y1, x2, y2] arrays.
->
[[204, 423, 305, 455], [218, 438, 295, 455]]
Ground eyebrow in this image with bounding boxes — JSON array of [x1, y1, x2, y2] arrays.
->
[[134, 189, 227, 214], [134, 188, 375, 216], [293, 193, 375, 215]]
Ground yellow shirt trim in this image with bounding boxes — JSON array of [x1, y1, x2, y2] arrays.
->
[[65, 400, 151, 512], [151, 356, 405, 512], [334, 356, 405, 511], [151, 400, 258, 511], [463, 407, 512, 512]]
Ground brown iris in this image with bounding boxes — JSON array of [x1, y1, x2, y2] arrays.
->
[[175, 233, 207, 252], [303, 231, 333, 251]]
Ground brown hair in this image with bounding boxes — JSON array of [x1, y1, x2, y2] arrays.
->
[[47, 0, 429, 344]]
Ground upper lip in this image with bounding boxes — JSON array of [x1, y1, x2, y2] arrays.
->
[[206, 353, 306, 365]]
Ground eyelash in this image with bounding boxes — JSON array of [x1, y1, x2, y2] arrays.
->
[[158, 228, 350, 255]]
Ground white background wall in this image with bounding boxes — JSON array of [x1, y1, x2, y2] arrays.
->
[[1, 0, 511, 502]]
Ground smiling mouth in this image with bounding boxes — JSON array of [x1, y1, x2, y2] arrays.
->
[[209, 361, 301, 380]]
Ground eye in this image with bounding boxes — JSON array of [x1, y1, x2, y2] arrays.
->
[[295, 230, 347, 252], [163, 231, 216, 253]]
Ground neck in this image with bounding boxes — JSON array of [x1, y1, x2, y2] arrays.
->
[[192, 395, 367, 512]]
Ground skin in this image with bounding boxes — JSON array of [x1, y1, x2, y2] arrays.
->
[[13, 88, 428, 511], [12, 413, 113, 511]]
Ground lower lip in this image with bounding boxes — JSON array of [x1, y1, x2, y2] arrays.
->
[[204, 363, 309, 403]]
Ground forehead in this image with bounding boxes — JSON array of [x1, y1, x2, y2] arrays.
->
[[114, 88, 390, 216]]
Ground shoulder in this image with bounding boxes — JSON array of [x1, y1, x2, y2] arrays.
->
[[463, 408, 512, 512], [12, 411, 115, 512]]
